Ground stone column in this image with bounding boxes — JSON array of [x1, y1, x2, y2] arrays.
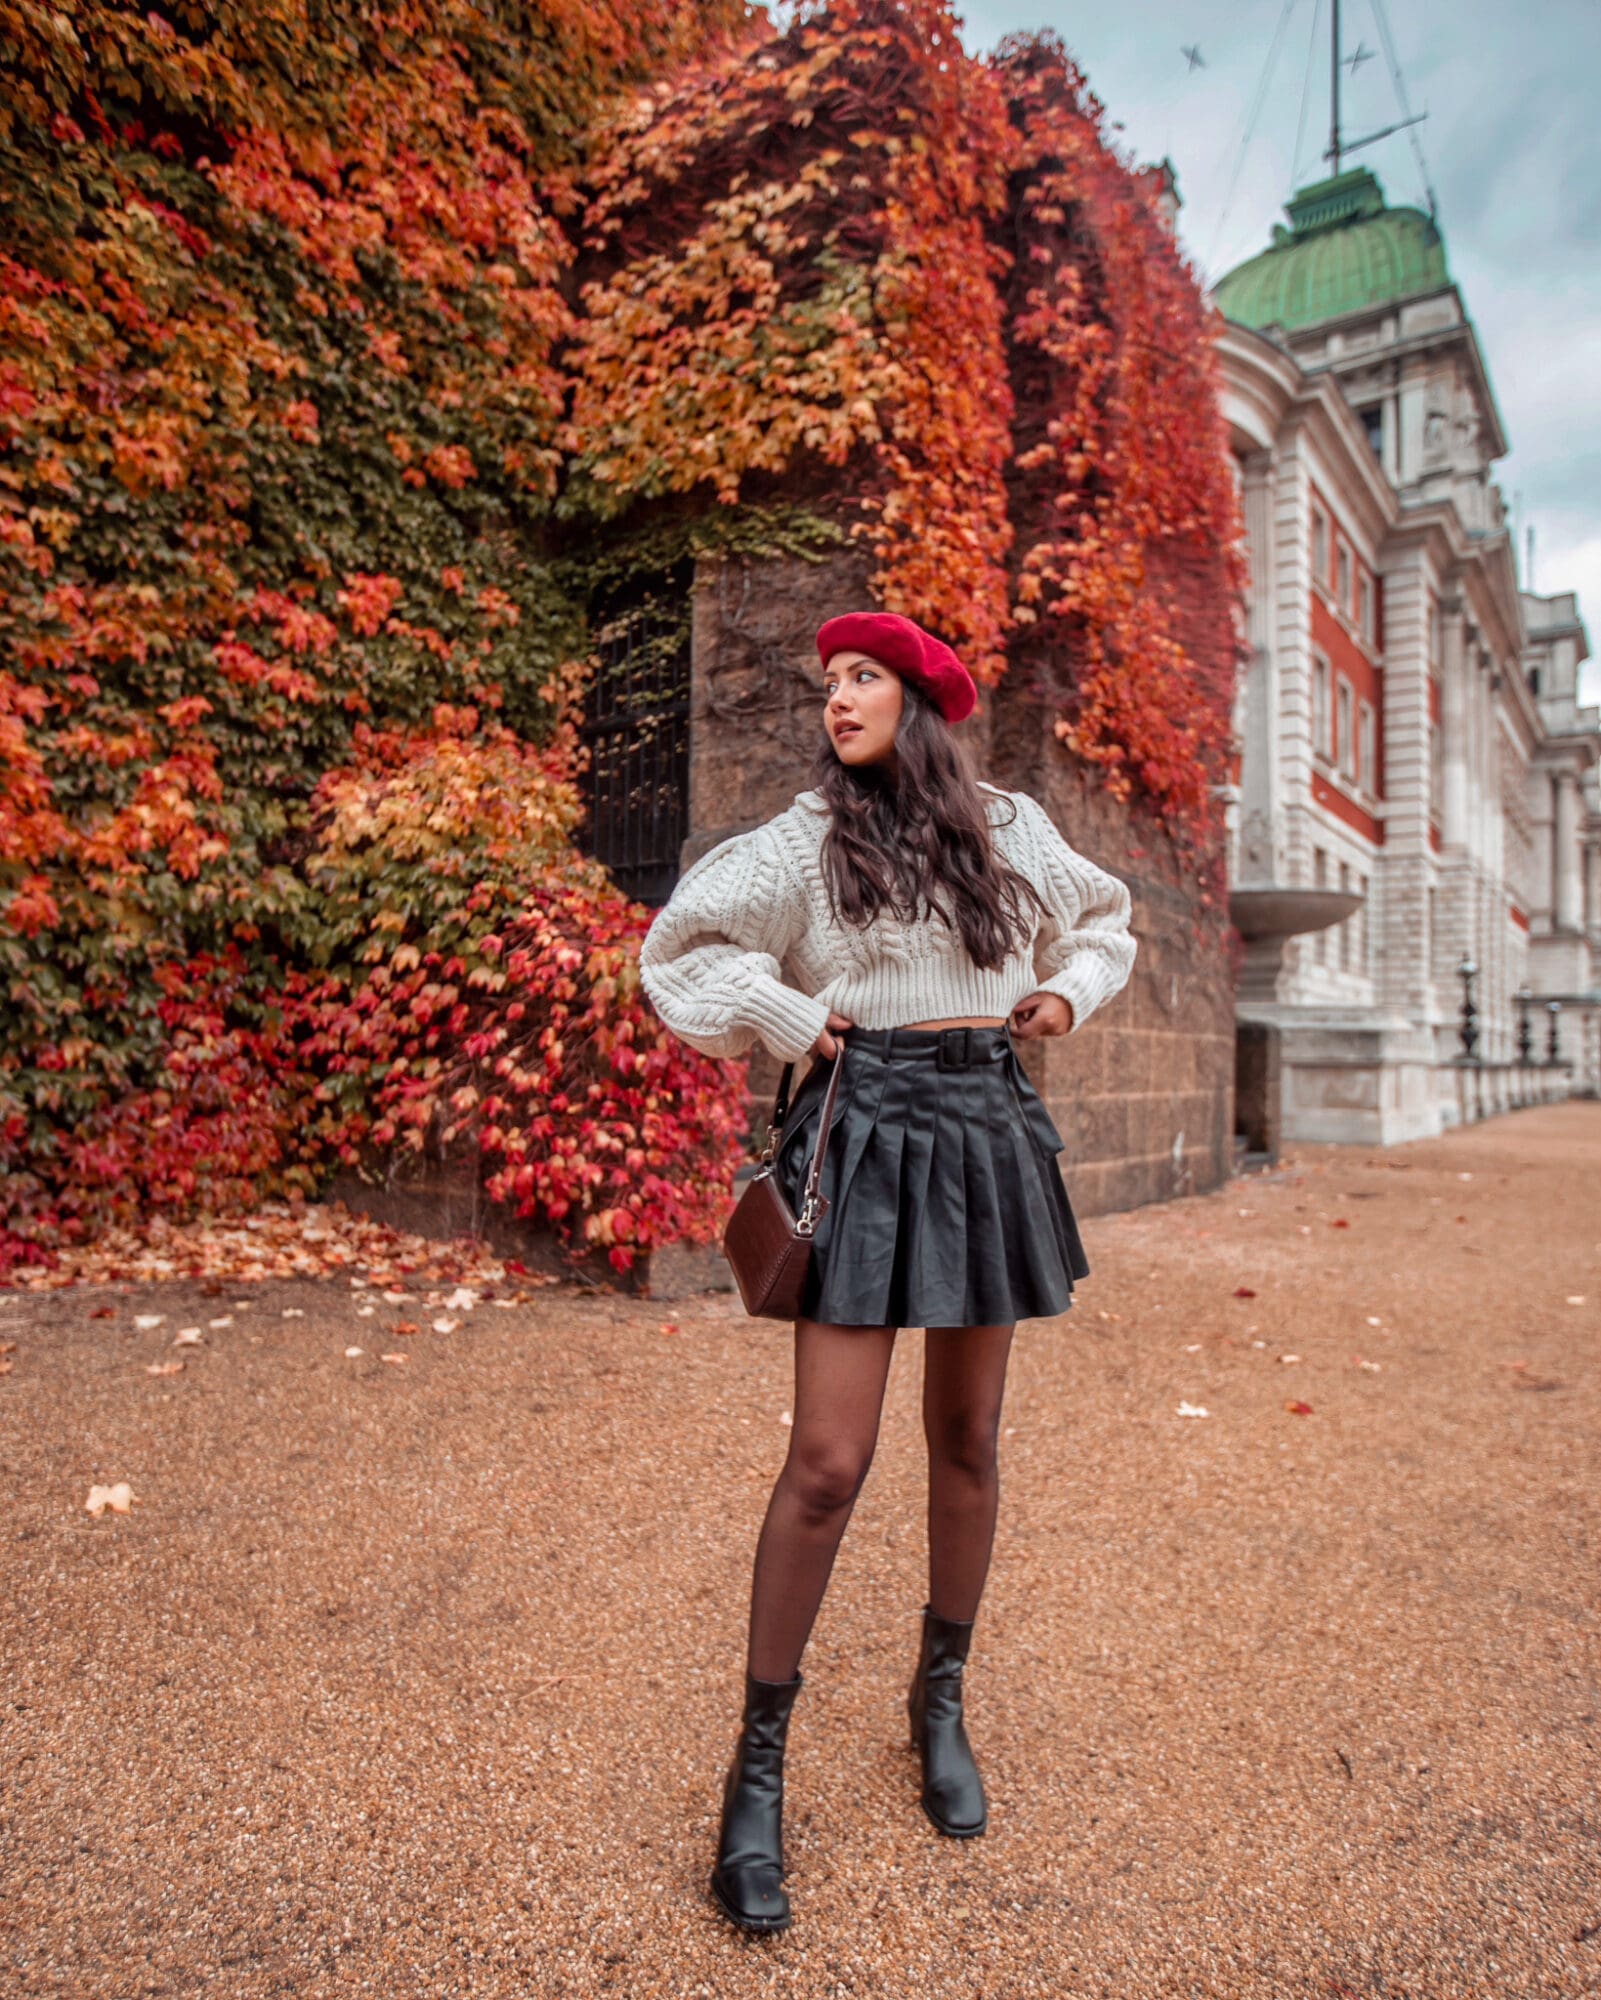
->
[[1374, 545, 1435, 1020], [1235, 450, 1282, 886], [1554, 768, 1582, 931], [1273, 438, 1314, 898], [1437, 600, 1468, 844], [1529, 771, 1555, 933]]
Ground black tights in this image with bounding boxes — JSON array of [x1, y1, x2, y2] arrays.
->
[[745, 1318, 1017, 1685]]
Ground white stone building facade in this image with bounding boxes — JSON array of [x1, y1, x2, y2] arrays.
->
[[1209, 167, 1599, 1145]]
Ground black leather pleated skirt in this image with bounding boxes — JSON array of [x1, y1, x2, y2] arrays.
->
[[771, 1024, 1090, 1330]]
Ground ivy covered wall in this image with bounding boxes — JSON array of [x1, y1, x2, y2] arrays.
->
[[0, 0, 1244, 1271]]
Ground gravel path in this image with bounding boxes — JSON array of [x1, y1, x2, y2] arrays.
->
[[3, 1102, 1598, 1999]]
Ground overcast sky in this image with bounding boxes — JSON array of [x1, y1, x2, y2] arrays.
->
[[955, 0, 1601, 706]]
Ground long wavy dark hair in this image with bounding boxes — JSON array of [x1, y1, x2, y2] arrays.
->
[[810, 679, 1046, 971]]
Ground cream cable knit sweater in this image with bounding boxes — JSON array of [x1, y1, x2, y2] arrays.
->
[[639, 785, 1136, 1063]]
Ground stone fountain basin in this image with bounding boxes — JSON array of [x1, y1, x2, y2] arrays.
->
[[1229, 886, 1364, 940]]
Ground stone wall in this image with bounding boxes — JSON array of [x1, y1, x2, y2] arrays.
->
[[685, 552, 1238, 1217]]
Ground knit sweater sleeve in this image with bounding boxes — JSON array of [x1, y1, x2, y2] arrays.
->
[[638, 822, 832, 1062], [1014, 793, 1137, 1033]]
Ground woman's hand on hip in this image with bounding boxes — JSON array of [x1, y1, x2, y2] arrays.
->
[[814, 1011, 854, 1060], [1010, 992, 1073, 1039]]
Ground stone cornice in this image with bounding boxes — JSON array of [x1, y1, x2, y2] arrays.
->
[[1284, 282, 1511, 464]]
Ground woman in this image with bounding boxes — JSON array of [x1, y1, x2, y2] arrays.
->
[[639, 610, 1137, 1934]]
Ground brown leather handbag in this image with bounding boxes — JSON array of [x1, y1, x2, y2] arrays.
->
[[722, 1046, 847, 1321]]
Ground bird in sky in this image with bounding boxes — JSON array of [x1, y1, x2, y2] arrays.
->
[[1181, 43, 1205, 72]]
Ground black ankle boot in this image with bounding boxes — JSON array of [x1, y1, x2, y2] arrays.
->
[[709, 1670, 804, 1932], [907, 1604, 987, 1837]]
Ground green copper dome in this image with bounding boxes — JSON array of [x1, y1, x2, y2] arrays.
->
[[1212, 166, 1449, 333]]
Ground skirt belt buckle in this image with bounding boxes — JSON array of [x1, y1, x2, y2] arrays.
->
[[936, 1026, 974, 1071]]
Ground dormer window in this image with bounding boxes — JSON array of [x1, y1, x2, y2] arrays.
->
[[1359, 405, 1383, 459]]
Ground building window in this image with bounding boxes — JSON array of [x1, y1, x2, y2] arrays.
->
[[1336, 542, 1352, 613], [1337, 681, 1355, 778], [1358, 700, 1376, 794], [1312, 654, 1331, 760], [1358, 572, 1374, 642], [1359, 405, 1383, 459], [1354, 872, 1367, 976], [1528, 666, 1542, 697], [1429, 720, 1443, 823], [1312, 509, 1328, 584]]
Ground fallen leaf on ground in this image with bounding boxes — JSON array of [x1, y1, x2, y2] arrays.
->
[[380, 1351, 409, 1366], [0, 1357, 12, 1375], [383, 1289, 409, 1302], [779, 1409, 792, 1426], [282, 1308, 305, 1319], [344, 1346, 364, 1358], [1330, 1218, 1350, 1229], [0, 1339, 15, 1356], [660, 1322, 680, 1336], [1353, 1357, 1381, 1371], [391, 1321, 419, 1336], [146, 1360, 185, 1377], [1182, 1342, 1201, 1353], [90, 1307, 115, 1320], [85, 1482, 135, 1515], [1232, 1285, 1257, 1298], [1176, 1401, 1209, 1418], [208, 1315, 233, 1329], [1279, 1353, 1301, 1364], [133, 1314, 165, 1330], [432, 1316, 459, 1334], [173, 1328, 203, 1346], [356, 1305, 375, 1317], [7, 1201, 520, 1296], [1285, 1400, 1313, 1415], [1566, 1295, 1585, 1305], [443, 1287, 476, 1312], [1366, 1315, 1383, 1326]]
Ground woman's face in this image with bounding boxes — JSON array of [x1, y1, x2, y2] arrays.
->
[[822, 649, 904, 768]]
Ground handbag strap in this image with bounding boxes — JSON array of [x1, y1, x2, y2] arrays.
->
[[764, 1041, 848, 1234]]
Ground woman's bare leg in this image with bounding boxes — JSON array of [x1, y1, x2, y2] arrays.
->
[[745, 1317, 898, 1683], [922, 1323, 1016, 1622]]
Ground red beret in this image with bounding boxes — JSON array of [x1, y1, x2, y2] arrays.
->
[[815, 611, 977, 725]]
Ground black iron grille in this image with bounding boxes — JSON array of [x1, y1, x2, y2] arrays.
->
[[577, 562, 692, 907]]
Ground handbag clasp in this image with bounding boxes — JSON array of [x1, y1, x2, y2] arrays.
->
[[796, 1190, 827, 1235]]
